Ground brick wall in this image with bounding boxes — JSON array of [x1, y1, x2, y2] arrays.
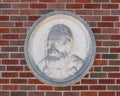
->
[[0, 0, 120, 96]]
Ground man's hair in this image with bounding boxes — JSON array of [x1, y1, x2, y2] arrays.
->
[[48, 24, 73, 41]]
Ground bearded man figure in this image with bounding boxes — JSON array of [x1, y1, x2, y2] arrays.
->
[[37, 24, 85, 80]]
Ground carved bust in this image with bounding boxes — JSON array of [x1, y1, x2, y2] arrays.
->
[[37, 24, 84, 80]]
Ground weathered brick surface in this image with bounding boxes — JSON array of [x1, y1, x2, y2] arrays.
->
[[0, 0, 119, 96]]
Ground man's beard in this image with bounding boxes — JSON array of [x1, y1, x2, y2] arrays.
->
[[47, 48, 68, 62]]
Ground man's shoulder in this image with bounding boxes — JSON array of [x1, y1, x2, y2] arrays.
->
[[70, 55, 84, 64]]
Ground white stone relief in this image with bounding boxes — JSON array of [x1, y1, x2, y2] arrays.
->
[[25, 11, 96, 86]]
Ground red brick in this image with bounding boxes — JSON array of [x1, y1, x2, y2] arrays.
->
[[90, 85, 106, 90], [0, 54, 9, 58], [81, 92, 97, 96], [25, 66, 30, 71], [115, 22, 120, 27], [10, 16, 27, 21], [94, 60, 108, 65], [111, 0, 120, 2], [64, 92, 79, 96], [117, 92, 120, 96], [2, 60, 18, 65], [57, 0, 74, 3], [20, 85, 36, 90], [99, 79, 115, 84], [15, 22, 23, 27], [84, 4, 100, 9], [66, 4, 83, 9], [10, 28, 27, 33], [24, 22, 33, 27], [37, 85, 53, 90], [0, 40, 9, 45], [102, 16, 119, 21], [20, 72, 34, 77], [28, 92, 44, 96], [76, 10, 92, 15], [10, 53, 25, 58], [117, 79, 120, 84], [102, 4, 118, 9], [3, 0, 21, 2], [93, 10, 110, 15], [2, 72, 18, 77], [0, 16, 9, 21], [109, 60, 120, 65], [94, 67, 101, 72], [81, 79, 97, 84], [7, 66, 23, 71], [0, 92, 9, 96], [72, 86, 88, 90], [110, 35, 120, 40], [19, 47, 24, 52], [28, 79, 43, 84], [0, 79, 9, 84], [103, 66, 119, 71], [20, 10, 38, 15], [2, 34, 19, 39], [95, 35, 109, 40], [0, 66, 6, 71], [102, 28, 119, 33], [0, 28, 9, 33], [20, 59, 27, 65], [10, 40, 24, 46], [11, 92, 27, 96], [95, 54, 101, 59], [111, 10, 120, 15], [90, 73, 107, 78], [39, 0, 56, 2], [2, 10, 19, 15], [96, 47, 109, 53], [46, 92, 62, 96], [93, 0, 109, 2], [92, 28, 101, 33], [84, 16, 101, 21], [12, 4, 29, 8], [109, 73, 120, 78], [96, 41, 102, 46], [54, 86, 71, 90], [75, 0, 91, 3], [102, 54, 118, 59], [38, 10, 53, 15], [1, 47, 18, 52], [98, 22, 114, 27], [88, 22, 96, 27], [30, 4, 47, 8], [20, 34, 26, 39], [110, 48, 120, 53], [108, 86, 120, 90], [99, 92, 115, 96], [103, 41, 119, 46], [21, 0, 38, 2], [0, 22, 14, 27], [28, 16, 40, 21], [0, 4, 11, 8], [11, 79, 27, 84], [2, 85, 18, 90], [47, 4, 65, 9]]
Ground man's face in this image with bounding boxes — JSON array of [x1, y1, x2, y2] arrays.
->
[[47, 36, 70, 61]]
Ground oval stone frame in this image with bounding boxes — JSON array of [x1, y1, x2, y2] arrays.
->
[[24, 11, 96, 86]]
